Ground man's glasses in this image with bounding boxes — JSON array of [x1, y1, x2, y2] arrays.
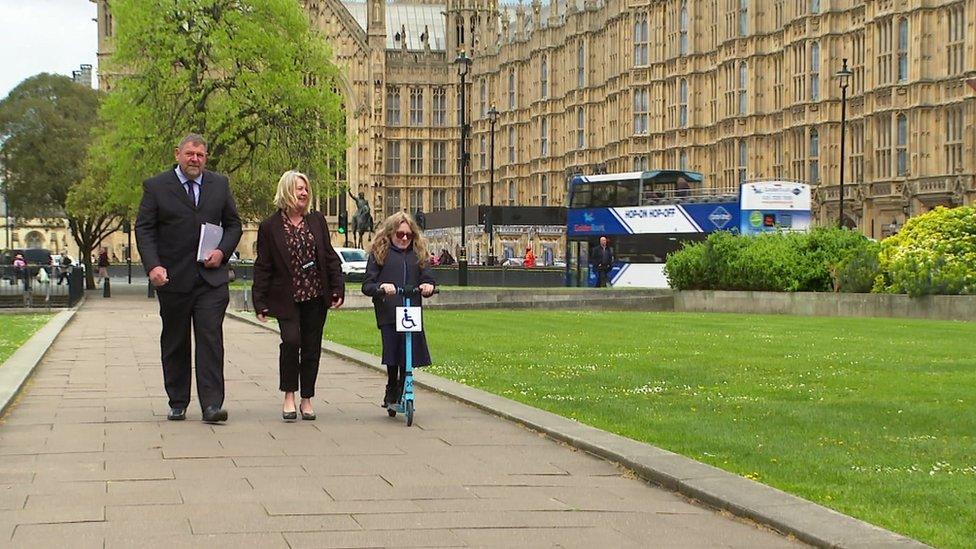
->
[[395, 230, 414, 240]]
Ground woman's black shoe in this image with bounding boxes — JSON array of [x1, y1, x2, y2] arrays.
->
[[282, 410, 297, 421], [301, 411, 316, 421]]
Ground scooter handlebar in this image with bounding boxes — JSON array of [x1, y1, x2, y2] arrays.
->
[[395, 285, 439, 298]]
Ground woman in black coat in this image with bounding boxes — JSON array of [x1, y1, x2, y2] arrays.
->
[[252, 170, 345, 421], [361, 211, 436, 408]]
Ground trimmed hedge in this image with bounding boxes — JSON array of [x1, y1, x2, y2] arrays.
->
[[874, 206, 976, 297], [665, 227, 874, 292]]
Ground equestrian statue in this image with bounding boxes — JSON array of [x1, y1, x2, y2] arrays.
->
[[348, 190, 374, 248]]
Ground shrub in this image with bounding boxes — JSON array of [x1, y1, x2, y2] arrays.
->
[[834, 240, 881, 293], [874, 206, 976, 296], [666, 227, 875, 292]]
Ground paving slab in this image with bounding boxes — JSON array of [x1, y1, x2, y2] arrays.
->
[[0, 295, 831, 546]]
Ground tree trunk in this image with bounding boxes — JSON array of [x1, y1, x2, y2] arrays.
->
[[68, 215, 121, 290], [83, 257, 96, 290]]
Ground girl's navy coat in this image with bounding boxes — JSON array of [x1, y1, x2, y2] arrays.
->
[[361, 246, 436, 327], [362, 245, 435, 367]]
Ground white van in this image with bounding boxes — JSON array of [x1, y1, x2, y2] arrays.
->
[[335, 247, 368, 281]]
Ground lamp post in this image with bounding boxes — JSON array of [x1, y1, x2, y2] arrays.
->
[[836, 58, 853, 229], [454, 50, 472, 285], [486, 104, 499, 266]]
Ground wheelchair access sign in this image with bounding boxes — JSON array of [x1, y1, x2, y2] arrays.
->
[[395, 307, 423, 332]]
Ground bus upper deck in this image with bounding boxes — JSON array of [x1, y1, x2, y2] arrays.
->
[[564, 170, 811, 287]]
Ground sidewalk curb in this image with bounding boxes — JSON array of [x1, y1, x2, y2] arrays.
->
[[228, 310, 929, 548], [0, 309, 76, 418]]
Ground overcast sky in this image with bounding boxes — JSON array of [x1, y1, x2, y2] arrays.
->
[[0, 0, 98, 100]]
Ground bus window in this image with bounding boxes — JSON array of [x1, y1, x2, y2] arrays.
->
[[591, 183, 615, 207], [569, 185, 592, 208], [614, 180, 640, 206]]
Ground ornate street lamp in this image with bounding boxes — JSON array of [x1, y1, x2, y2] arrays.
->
[[836, 58, 853, 229], [486, 104, 499, 266], [454, 50, 472, 285]]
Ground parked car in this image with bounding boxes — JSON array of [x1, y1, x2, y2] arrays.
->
[[335, 247, 368, 281]]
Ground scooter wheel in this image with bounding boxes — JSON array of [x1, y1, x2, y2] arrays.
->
[[387, 408, 396, 417], [405, 400, 414, 427]]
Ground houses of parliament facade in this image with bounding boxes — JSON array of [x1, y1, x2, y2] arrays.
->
[[89, 0, 974, 262]]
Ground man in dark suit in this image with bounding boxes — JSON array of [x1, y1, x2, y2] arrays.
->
[[590, 236, 615, 288], [135, 134, 242, 423]]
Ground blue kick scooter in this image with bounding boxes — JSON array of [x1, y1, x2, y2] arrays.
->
[[387, 286, 434, 426]]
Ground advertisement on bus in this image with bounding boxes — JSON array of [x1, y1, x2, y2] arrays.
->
[[739, 181, 812, 235]]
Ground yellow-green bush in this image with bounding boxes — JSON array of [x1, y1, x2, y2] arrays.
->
[[874, 206, 976, 296]]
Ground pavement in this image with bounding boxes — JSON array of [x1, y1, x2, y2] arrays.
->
[[0, 294, 919, 548], [0, 295, 799, 548]]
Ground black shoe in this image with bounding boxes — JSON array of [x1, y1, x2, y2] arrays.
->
[[167, 407, 186, 421], [202, 405, 228, 423], [301, 410, 316, 421], [282, 410, 297, 421]]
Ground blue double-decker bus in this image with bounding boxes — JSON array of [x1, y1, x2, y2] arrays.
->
[[566, 170, 810, 287]]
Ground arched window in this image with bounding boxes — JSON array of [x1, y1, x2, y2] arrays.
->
[[25, 231, 44, 249], [508, 69, 516, 109], [738, 0, 748, 37], [737, 140, 747, 185], [540, 56, 549, 98], [809, 128, 820, 183], [479, 80, 486, 117], [577, 42, 585, 88], [810, 42, 820, 101], [738, 62, 748, 114], [896, 114, 908, 176], [679, 78, 688, 127], [540, 117, 549, 156], [679, 2, 689, 55], [897, 18, 909, 82]]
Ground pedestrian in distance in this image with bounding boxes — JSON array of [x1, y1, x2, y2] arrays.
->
[[252, 170, 345, 421], [97, 248, 110, 280], [437, 248, 455, 266], [135, 133, 242, 423], [524, 247, 536, 268], [590, 236, 615, 287], [12, 253, 27, 291], [56, 254, 72, 285], [362, 212, 436, 408]]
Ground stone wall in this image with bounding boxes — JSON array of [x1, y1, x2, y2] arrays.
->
[[673, 291, 976, 322]]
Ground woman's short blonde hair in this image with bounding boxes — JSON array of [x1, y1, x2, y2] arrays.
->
[[274, 170, 312, 214]]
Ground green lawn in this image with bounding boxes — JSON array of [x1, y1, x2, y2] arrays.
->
[[321, 309, 975, 548], [0, 315, 53, 365]]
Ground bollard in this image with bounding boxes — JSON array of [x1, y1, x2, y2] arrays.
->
[[103, 277, 111, 298], [147, 280, 155, 298]]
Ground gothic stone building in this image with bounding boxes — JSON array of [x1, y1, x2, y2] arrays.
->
[[93, 0, 976, 261]]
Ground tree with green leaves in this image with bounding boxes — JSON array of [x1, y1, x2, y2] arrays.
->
[[93, 0, 348, 221], [0, 73, 124, 289]]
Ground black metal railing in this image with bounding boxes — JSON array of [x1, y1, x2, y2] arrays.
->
[[0, 265, 80, 309]]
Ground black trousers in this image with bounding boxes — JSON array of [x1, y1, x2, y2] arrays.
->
[[596, 267, 610, 287], [156, 280, 230, 410], [277, 297, 327, 398], [386, 363, 406, 402]]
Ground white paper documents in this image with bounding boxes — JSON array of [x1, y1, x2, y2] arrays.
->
[[197, 223, 224, 262]]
